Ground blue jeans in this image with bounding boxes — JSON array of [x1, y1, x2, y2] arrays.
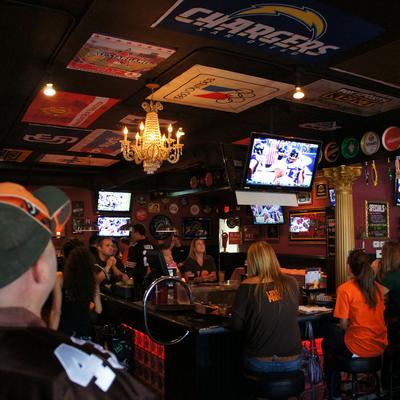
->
[[244, 354, 302, 373]]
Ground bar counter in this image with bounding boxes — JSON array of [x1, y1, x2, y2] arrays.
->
[[101, 293, 332, 400]]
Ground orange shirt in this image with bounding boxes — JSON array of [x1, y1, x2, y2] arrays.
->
[[334, 279, 387, 357]]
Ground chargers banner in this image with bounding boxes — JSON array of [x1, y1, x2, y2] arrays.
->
[[149, 64, 293, 113], [152, 0, 383, 62]]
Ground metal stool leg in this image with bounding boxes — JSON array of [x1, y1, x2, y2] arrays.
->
[[389, 358, 393, 400], [351, 373, 358, 400]]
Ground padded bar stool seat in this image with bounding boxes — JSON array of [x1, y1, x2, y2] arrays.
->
[[243, 369, 305, 399], [338, 356, 382, 400]]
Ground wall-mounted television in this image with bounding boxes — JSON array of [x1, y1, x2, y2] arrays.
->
[[243, 133, 322, 192], [250, 205, 285, 225], [329, 189, 336, 207], [395, 177, 400, 206], [97, 191, 132, 212], [97, 216, 131, 237]]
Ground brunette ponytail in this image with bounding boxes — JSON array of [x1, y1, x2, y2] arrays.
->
[[348, 249, 380, 308]]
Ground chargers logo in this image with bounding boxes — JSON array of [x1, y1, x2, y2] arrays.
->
[[169, 3, 339, 57], [233, 4, 327, 40]]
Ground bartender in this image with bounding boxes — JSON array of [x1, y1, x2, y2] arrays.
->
[[180, 239, 217, 282]]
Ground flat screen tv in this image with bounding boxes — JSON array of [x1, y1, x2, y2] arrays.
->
[[243, 133, 322, 192], [97, 191, 132, 212], [97, 216, 131, 237], [250, 205, 284, 225], [395, 177, 400, 206]]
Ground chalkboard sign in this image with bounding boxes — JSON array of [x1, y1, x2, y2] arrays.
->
[[366, 201, 389, 238]]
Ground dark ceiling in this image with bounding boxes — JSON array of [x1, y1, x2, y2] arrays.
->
[[1, 0, 400, 192]]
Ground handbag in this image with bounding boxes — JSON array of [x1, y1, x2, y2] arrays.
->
[[304, 321, 324, 384]]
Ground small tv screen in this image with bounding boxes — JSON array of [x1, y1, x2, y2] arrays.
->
[[97, 216, 131, 237], [289, 215, 311, 233], [97, 191, 131, 212], [243, 133, 321, 192], [250, 205, 284, 225], [395, 178, 400, 206], [329, 189, 336, 207]]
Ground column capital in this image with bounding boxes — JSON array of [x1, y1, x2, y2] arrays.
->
[[323, 164, 362, 195]]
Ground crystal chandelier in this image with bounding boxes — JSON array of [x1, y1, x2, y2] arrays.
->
[[120, 83, 185, 174]]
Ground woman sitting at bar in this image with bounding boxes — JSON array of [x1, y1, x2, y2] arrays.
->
[[323, 249, 387, 399], [49, 246, 102, 340], [180, 239, 217, 282], [231, 241, 302, 373]]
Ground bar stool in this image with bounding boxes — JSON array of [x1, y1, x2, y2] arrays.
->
[[385, 343, 400, 399], [337, 356, 381, 400], [243, 370, 305, 399]]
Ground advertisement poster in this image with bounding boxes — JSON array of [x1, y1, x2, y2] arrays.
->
[[20, 125, 89, 150], [1, 148, 32, 162], [366, 201, 389, 238], [22, 91, 119, 127], [150, 64, 293, 113], [120, 114, 177, 129], [279, 79, 400, 116], [289, 210, 327, 241], [39, 154, 118, 167], [69, 129, 130, 156], [152, 0, 383, 62], [67, 33, 175, 80], [243, 225, 259, 242]]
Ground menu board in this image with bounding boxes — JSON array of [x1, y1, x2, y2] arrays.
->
[[366, 201, 389, 238]]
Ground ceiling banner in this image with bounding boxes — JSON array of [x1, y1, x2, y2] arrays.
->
[[39, 154, 118, 167], [150, 64, 293, 113], [278, 79, 400, 116], [1, 148, 32, 163], [22, 91, 119, 128], [18, 125, 89, 150], [67, 33, 175, 80], [152, 0, 383, 62], [69, 129, 131, 156]]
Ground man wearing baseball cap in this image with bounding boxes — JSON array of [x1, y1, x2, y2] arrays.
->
[[0, 183, 156, 399]]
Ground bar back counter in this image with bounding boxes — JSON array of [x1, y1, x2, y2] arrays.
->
[[100, 280, 332, 400]]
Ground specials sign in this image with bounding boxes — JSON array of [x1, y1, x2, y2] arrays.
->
[[366, 201, 389, 239], [152, 0, 383, 62]]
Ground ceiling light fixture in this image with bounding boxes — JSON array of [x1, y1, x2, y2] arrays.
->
[[293, 86, 305, 100], [43, 83, 56, 97], [120, 83, 185, 174]]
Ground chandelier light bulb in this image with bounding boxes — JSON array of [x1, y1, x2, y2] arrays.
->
[[293, 86, 305, 100], [140, 122, 145, 131], [123, 126, 128, 141], [43, 83, 56, 97]]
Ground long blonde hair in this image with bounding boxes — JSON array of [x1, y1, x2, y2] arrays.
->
[[188, 239, 206, 260], [247, 241, 295, 300]]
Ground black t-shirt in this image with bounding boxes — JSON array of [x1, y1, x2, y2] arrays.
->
[[0, 326, 157, 399], [180, 255, 217, 277], [59, 287, 91, 338], [127, 239, 154, 284], [231, 277, 301, 358], [171, 246, 188, 265]]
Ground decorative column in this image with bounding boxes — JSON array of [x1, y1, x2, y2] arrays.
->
[[323, 165, 362, 287]]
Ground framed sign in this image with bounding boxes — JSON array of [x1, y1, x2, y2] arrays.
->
[[266, 225, 279, 240], [289, 210, 327, 242], [297, 192, 312, 205], [366, 201, 389, 238], [182, 218, 210, 240], [314, 182, 328, 199]]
